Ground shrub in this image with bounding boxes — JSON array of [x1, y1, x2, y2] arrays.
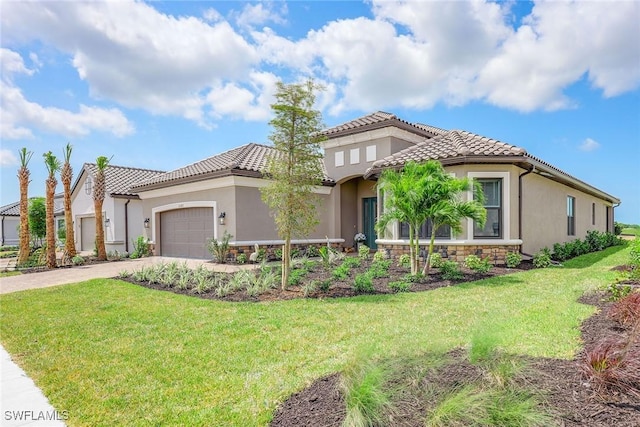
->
[[397, 254, 411, 269], [430, 253, 445, 268], [71, 255, 85, 265], [287, 268, 307, 286], [207, 231, 232, 264], [580, 339, 640, 398], [372, 251, 385, 263], [343, 256, 362, 269], [388, 281, 411, 293], [332, 264, 349, 281], [236, 253, 247, 264], [368, 260, 391, 279], [585, 230, 605, 252], [306, 245, 320, 258], [131, 235, 151, 258], [358, 244, 370, 260], [630, 237, 640, 267], [440, 260, 463, 280], [604, 282, 633, 301], [505, 252, 522, 268], [464, 255, 492, 274], [552, 242, 570, 262], [533, 249, 552, 268], [614, 222, 623, 235], [609, 292, 640, 327], [354, 273, 374, 293]]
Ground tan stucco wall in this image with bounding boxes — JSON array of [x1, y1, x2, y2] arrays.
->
[[234, 186, 333, 241], [521, 172, 613, 254]]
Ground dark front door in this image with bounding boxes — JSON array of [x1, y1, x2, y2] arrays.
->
[[363, 197, 378, 249]]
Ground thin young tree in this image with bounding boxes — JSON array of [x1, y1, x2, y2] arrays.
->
[[93, 156, 110, 261], [61, 143, 77, 257], [17, 148, 33, 264], [261, 80, 325, 290], [43, 151, 61, 269]]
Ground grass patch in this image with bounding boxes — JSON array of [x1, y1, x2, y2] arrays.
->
[[0, 270, 21, 277], [0, 246, 629, 425], [621, 227, 640, 237]]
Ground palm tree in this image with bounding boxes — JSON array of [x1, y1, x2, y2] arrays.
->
[[93, 156, 110, 261], [17, 148, 33, 265], [60, 143, 77, 257], [417, 163, 487, 276], [376, 160, 487, 276], [43, 151, 61, 269], [376, 161, 430, 275]]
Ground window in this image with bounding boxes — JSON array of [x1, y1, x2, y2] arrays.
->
[[335, 151, 344, 167], [350, 148, 360, 164], [474, 179, 502, 238], [592, 202, 596, 226], [567, 196, 576, 236], [366, 145, 377, 162], [399, 220, 451, 239]]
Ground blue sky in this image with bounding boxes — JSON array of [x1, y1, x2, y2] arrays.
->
[[1, 0, 638, 223]]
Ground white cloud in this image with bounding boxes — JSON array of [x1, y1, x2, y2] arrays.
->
[[206, 71, 279, 121], [580, 138, 601, 152], [0, 149, 19, 167], [233, 2, 287, 29], [1, 48, 34, 80]]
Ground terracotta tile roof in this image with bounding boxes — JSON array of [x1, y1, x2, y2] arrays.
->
[[0, 197, 64, 216], [321, 111, 441, 138], [0, 201, 20, 216], [133, 143, 334, 191], [80, 164, 166, 197], [368, 129, 526, 170]]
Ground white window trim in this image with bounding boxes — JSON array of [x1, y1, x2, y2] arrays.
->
[[335, 151, 344, 167], [350, 148, 360, 164], [366, 145, 376, 162], [467, 172, 510, 241]]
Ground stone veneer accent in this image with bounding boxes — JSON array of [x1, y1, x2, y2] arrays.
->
[[378, 243, 521, 264]]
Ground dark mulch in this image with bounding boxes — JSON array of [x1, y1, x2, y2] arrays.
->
[[270, 290, 640, 426]]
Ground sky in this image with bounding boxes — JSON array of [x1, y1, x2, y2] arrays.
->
[[0, 0, 639, 223]]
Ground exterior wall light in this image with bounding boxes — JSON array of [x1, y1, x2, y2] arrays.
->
[[144, 218, 150, 228], [218, 212, 226, 225], [104, 218, 110, 227]]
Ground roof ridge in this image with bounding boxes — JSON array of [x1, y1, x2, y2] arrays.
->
[[449, 130, 471, 156], [85, 163, 166, 173]]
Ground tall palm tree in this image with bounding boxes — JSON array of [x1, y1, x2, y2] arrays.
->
[[61, 143, 77, 257], [43, 151, 61, 269], [17, 148, 33, 264], [93, 156, 110, 261]]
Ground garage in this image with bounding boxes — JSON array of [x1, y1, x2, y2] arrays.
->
[[80, 217, 96, 251], [160, 207, 214, 259]]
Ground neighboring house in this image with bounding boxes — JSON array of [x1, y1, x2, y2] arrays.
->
[[70, 164, 165, 253], [127, 111, 618, 261], [1, 196, 64, 247], [0, 201, 20, 247]]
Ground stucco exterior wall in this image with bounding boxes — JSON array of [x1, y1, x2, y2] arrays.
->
[[521, 172, 614, 254], [71, 171, 113, 252], [1, 217, 20, 246]]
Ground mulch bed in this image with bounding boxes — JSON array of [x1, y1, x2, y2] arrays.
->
[[270, 290, 640, 426]]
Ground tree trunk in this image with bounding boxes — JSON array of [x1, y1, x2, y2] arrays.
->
[[45, 178, 57, 269], [18, 175, 30, 264], [94, 202, 107, 260], [408, 225, 416, 275], [422, 227, 438, 276], [63, 178, 76, 257], [281, 241, 290, 290]]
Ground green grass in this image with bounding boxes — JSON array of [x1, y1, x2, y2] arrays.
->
[[621, 227, 640, 237], [0, 270, 21, 277], [0, 245, 628, 426]]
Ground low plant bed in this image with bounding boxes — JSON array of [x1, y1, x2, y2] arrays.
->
[[271, 290, 640, 427], [117, 257, 535, 302]]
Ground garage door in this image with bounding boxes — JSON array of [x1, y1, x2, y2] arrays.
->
[[160, 208, 214, 259], [81, 217, 96, 251]]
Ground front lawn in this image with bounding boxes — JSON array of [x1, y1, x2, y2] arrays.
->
[[0, 246, 628, 426]]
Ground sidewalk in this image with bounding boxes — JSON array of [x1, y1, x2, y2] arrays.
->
[[0, 346, 66, 427]]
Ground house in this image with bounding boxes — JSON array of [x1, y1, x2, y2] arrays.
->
[[70, 164, 165, 253], [130, 111, 619, 261], [0, 196, 64, 247]]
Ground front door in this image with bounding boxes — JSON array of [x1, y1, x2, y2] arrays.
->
[[363, 197, 378, 249]]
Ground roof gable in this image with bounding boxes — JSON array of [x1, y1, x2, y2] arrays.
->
[[321, 111, 443, 139]]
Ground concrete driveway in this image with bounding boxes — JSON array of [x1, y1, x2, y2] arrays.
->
[[0, 257, 251, 295]]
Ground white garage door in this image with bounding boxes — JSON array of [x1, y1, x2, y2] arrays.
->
[[81, 217, 96, 251], [160, 208, 214, 259]]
